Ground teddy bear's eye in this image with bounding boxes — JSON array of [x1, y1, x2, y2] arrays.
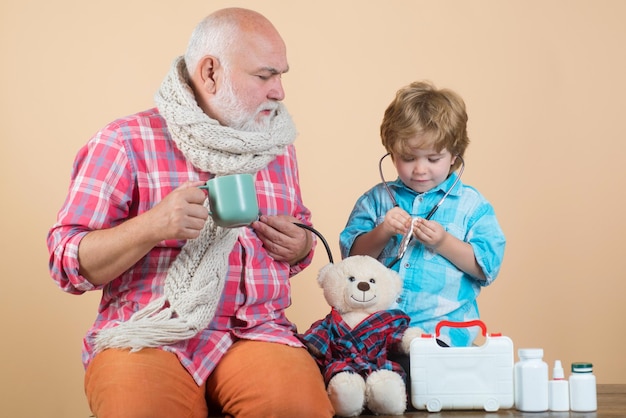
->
[[348, 276, 356, 282], [369, 278, 376, 284]]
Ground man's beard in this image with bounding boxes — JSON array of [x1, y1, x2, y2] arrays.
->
[[213, 73, 278, 133]]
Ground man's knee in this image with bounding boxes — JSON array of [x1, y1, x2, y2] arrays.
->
[[208, 341, 333, 418], [85, 348, 208, 418]]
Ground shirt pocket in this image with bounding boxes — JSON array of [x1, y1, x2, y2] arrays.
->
[[422, 223, 465, 263]]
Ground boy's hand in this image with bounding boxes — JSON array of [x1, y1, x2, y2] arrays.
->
[[413, 217, 447, 249], [383, 207, 413, 237]]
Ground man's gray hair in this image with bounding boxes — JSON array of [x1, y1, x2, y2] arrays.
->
[[184, 13, 238, 76]]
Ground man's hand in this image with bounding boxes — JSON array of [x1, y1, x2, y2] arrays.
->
[[146, 181, 209, 242], [251, 215, 312, 265]]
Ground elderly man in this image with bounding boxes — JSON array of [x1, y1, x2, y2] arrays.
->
[[47, 8, 333, 418]]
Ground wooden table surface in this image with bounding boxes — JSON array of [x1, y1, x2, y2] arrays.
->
[[363, 384, 625, 418]]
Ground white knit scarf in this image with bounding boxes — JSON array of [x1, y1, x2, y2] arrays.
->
[[94, 56, 297, 352]]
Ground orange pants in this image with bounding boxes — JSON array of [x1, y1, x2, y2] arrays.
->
[[85, 340, 334, 418]]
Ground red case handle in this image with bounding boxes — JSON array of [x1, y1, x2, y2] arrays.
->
[[435, 320, 487, 338]]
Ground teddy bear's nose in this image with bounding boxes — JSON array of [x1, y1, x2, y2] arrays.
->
[[357, 282, 370, 292]]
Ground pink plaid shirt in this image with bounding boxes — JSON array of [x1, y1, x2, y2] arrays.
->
[[47, 108, 314, 385]]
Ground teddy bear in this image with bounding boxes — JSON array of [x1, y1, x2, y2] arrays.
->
[[300, 255, 423, 417]]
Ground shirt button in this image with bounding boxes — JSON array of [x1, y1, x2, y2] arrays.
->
[[404, 262, 410, 268]]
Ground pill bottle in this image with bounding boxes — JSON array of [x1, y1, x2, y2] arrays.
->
[[514, 348, 549, 412], [569, 362, 597, 412], [548, 360, 569, 411]]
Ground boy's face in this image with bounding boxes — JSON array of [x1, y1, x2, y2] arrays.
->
[[392, 136, 457, 194]]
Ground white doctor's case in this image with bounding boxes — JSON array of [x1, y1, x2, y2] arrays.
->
[[410, 320, 514, 412]]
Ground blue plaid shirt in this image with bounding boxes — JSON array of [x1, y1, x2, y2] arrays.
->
[[339, 173, 506, 346]]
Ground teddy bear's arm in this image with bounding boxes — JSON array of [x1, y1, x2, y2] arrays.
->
[[399, 326, 425, 354], [300, 315, 333, 359]]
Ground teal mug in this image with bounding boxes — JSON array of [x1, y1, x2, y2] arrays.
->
[[199, 173, 259, 228]]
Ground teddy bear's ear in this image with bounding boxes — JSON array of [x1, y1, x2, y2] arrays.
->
[[316, 262, 334, 287]]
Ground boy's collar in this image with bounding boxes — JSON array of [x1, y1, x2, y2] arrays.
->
[[392, 171, 462, 196]]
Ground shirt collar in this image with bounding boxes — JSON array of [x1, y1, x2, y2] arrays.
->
[[389, 171, 462, 198]]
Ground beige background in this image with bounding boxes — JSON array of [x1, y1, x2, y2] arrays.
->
[[2, 1, 625, 417]]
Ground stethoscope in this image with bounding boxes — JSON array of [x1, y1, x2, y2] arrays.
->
[[378, 152, 465, 268]]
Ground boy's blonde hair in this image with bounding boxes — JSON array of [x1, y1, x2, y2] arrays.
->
[[380, 81, 469, 172]]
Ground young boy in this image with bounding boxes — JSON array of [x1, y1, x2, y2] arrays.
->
[[339, 81, 506, 347]]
